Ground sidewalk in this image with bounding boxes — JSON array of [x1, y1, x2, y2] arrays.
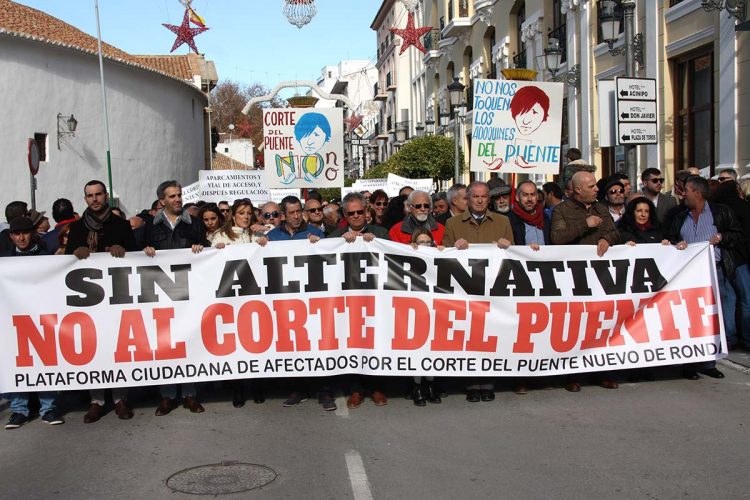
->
[[722, 348, 750, 372]]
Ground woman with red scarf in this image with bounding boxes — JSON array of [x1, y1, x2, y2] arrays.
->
[[618, 197, 670, 245]]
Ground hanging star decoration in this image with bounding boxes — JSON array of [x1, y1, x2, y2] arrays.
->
[[346, 114, 364, 133], [390, 12, 432, 55], [163, 7, 209, 54]]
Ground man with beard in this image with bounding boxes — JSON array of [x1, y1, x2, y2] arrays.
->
[[640, 168, 677, 225], [489, 185, 512, 214], [508, 181, 551, 246], [66, 180, 137, 423], [144, 180, 209, 416], [388, 190, 445, 244], [603, 177, 627, 223]]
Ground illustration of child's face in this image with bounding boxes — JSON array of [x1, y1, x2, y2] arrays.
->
[[300, 126, 327, 155], [514, 103, 545, 135]]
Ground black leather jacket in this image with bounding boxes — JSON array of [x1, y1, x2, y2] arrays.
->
[[665, 202, 746, 278]]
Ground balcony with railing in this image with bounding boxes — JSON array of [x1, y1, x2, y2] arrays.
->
[[548, 24, 567, 65], [373, 82, 387, 102], [423, 29, 442, 63], [442, 0, 471, 38], [513, 50, 527, 69]]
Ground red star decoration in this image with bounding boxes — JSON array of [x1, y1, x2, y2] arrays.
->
[[346, 114, 363, 133], [390, 12, 432, 55], [163, 8, 208, 54]]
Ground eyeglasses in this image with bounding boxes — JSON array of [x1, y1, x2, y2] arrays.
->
[[411, 204, 430, 209], [373, 201, 388, 207], [346, 210, 365, 216], [262, 211, 280, 219], [219, 209, 230, 214], [608, 189, 624, 195], [306, 207, 323, 213], [718, 176, 733, 182], [648, 178, 665, 184]]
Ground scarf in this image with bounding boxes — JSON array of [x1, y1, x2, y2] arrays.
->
[[512, 203, 545, 230], [635, 221, 652, 232], [82, 205, 112, 251]]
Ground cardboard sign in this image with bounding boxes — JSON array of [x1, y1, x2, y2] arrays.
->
[[470, 79, 564, 175], [263, 108, 344, 189]]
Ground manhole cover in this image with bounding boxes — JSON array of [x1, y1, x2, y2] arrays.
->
[[167, 462, 277, 495]]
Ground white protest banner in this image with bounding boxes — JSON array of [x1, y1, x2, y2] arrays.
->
[[352, 178, 387, 193], [470, 79, 564, 175], [0, 242, 724, 392], [386, 173, 434, 197], [263, 108, 344, 189], [341, 186, 359, 199], [199, 170, 269, 204], [181, 181, 201, 204], [268, 188, 301, 204]]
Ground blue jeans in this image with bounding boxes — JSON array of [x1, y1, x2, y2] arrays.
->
[[9, 392, 56, 416], [160, 383, 197, 400], [717, 264, 750, 348]]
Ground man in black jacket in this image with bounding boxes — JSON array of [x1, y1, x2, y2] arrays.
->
[[665, 175, 747, 378], [507, 180, 551, 246], [143, 180, 208, 416], [66, 180, 137, 423]]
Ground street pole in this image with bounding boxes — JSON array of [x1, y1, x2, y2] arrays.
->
[[94, 0, 115, 204], [453, 106, 461, 184], [623, 0, 637, 188]]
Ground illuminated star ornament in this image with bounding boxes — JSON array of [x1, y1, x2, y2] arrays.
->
[[390, 12, 432, 55], [346, 114, 363, 133], [163, 7, 209, 54]]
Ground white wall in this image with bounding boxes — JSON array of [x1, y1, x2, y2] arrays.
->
[[218, 139, 255, 167], [0, 36, 207, 217]]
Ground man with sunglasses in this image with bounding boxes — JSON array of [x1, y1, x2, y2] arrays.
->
[[717, 168, 737, 183], [640, 168, 676, 225], [603, 178, 627, 223], [218, 201, 231, 218], [252, 202, 282, 235], [303, 198, 326, 233], [389, 190, 445, 244], [329, 192, 390, 408]]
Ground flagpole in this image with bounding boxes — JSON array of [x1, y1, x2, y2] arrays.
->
[[94, 0, 115, 205]]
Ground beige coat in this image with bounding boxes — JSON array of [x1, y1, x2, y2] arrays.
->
[[443, 211, 514, 247]]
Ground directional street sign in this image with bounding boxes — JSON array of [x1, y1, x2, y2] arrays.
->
[[617, 100, 657, 122], [352, 139, 370, 146], [616, 78, 656, 100], [618, 123, 658, 145], [616, 77, 657, 146]]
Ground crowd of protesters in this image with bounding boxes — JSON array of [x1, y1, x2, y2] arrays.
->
[[1, 155, 745, 428]]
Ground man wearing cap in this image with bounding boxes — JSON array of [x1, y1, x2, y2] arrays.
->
[[66, 180, 137, 423], [490, 184, 512, 214], [2, 216, 64, 429], [0, 201, 29, 252], [603, 177, 627, 223], [640, 168, 677, 225], [388, 190, 445, 245]]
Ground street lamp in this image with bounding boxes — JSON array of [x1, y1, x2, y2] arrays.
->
[[425, 118, 435, 135], [57, 113, 78, 149], [447, 77, 466, 184], [368, 144, 378, 167], [539, 38, 581, 90], [415, 122, 425, 138], [395, 122, 408, 143]]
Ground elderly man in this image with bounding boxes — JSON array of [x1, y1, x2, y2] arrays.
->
[[144, 180, 208, 416], [490, 185, 512, 214], [551, 171, 620, 391], [443, 181, 513, 402], [322, 202, 341, 233], [666, 175, 746, 377], [330, 192, 389, 408], [640, 168, 677, 225], [389, 190, 445, 245], [303, 197, 326, 233], [67, 180, 138, 423], [436, 183, 467, 225]]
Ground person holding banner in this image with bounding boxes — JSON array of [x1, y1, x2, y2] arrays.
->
[[144, 180, 209, 416], [666, 175, 745, 377], [388, 190, 445, 245], [551, 171, 620, 392], [66, 180, 138, 423], [211, 199, 260, 247], [2, 217, 64, 429], [443, 181, 513, 402], [329, 192, 390, 408]]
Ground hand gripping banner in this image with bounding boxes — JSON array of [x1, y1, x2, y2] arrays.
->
[[0, 240, 725, 392]]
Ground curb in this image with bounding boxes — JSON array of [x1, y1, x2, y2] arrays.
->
[[718, 358, 750, 375]]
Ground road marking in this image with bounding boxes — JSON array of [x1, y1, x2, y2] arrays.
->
[[345, 450, 373, 500], [335, 396, 349, 418]]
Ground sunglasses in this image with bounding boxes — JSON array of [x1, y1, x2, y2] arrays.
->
[[608, 189, 624, 195], [718, 177, 733, 182], [411, 203, 430, 209], [648, 178, 665, 183], [306, 207, 323, 213], [346, 210, 365, 216], [373, 201, 388, 207], [219, 209, 230, 213], [262, 211, 280, 219]]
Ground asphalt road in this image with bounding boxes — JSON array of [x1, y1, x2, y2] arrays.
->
[[1, 361, 749, 499]]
